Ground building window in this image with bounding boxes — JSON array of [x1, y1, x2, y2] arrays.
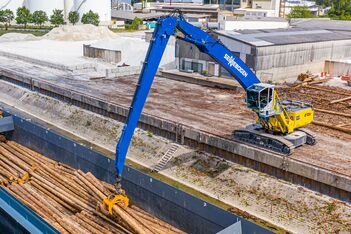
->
[[181, 60, 203, 73]]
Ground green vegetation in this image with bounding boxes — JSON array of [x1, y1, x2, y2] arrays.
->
[[0, 9, 14, 30], [317, 0, 351, 19], [0, 29, 47, 37], [109, 27, 140, 33], [287, 6, 314, 18], [50, 9, 65, 27], [81, 10, 100, 26], [16, 6, 32, 28], [125, 17, 143, 30], [68, 11, 80, 25], [325, 202, 337, 214], [32, 10, 48, 28]]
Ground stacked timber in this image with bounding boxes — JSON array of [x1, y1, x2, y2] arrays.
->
[[0, 138, 185, 234], [296, 72, 329, 86]]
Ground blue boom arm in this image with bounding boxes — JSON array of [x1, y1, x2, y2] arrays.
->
[[115, 15, 260, 179]]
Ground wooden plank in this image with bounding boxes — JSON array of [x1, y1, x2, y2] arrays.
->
[[330, 96, 351, 104], [314, 108, 351, 118]]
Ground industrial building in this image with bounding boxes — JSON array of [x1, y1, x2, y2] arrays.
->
[[176, 20, 351, 81], [234, 0, 284, 17], [218, 16, 288, 30]]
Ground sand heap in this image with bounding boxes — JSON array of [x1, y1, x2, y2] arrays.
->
[[44, 24, 119, 41], [0, 33, 38, 42]]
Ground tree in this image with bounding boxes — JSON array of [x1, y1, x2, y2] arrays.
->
[[0, 9, 14, 30], [287, 6, 314, 18], [16, 6, 32, 28], [68, 11, 80, 25], [50, 9, 64, 27], [81, 10, 100, 26], [125, 17, 143, 30], [32, 10, 48, 28]]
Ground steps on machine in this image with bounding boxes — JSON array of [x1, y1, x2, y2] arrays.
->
[[152, 144, 179, 172]]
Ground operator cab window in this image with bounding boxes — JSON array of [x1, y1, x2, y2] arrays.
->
[[247, 90, 259, 110], [260, 88, 269, 108], [259, 87, 273, 109]]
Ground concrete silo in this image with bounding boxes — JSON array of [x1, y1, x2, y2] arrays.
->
[[74, 0, 111, 24], [0, 0, 24, 15], [27, 0, 64, 16], [64, 0, 74, 20]]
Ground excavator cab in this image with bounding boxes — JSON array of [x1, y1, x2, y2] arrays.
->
[[246, 84, 276, 118]]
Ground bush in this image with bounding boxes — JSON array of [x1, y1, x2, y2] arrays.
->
[[81, 10, 99, 26], [125, 17, 143, 30], [0, 9, 14, 30], [16, 6, 32, 28], [32, 10, 48, 28], [50, 9, 64, 27], [287, 6, 314, 18], [68, 11, 80, 25]]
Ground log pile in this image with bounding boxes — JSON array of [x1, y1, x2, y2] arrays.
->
[[295, 72, 330, 87], [0, 138, 185, 234]]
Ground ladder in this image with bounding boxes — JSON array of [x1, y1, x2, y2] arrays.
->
[[152, 144, 179, 172]]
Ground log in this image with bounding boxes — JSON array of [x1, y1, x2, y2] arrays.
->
[[314, 108, 351, 118], [37, 167, 91, 201], [75, 171, 152, 234], [0, 143, 35, 167], [71, 215, 102, 234], [312, 121, 351, 134], [131, 206, 185, 234], [7, 141, 47, 166], [0, 150, 27, 175], [60, 216, 91, 234], [80, 211, 132, 234], [336, 123, 351, 127], [8, 141, 56, 165], [8, 186, 51, 221], [31, 178, 94, 212], [85, 172, 110, 195], [304, 85, 351, 96], [76, 212, 113, 234], [0, 159, 16, 179], [32, 181, 77, 213], [330, 96, 351, 104], [22, 185, 64, 218], [72, 176, 101, 201]]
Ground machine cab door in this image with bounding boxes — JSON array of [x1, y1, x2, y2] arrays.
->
[[246, 84, 275, 117]]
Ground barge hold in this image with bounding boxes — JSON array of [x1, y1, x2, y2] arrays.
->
[[0, 140, 184, 234], [0, 110, 272, 234]]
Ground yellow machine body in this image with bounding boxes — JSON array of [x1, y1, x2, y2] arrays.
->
[[247, 84, 314, 135], [257, 90, 314, 134]]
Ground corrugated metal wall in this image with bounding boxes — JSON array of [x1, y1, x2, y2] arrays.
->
[[256, 40, 351, 70], [255, 39, 351, 81]]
